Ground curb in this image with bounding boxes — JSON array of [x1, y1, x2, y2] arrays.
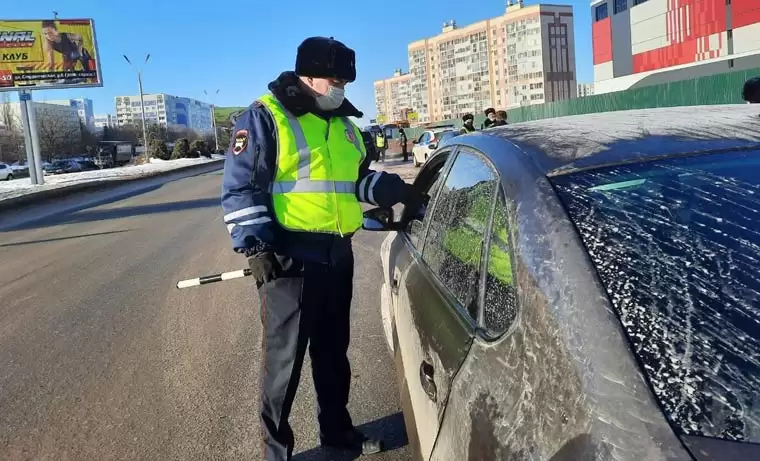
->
[[0, 159, 225, 213]]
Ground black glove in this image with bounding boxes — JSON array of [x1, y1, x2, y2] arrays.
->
[[246, 251, 278, 285], [402, 184, 428, 221]]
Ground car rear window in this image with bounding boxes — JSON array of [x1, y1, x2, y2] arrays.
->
[[549, 150, 760, 442]]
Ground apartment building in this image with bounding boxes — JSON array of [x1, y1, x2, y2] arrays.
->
[[43, 98, 94, 129], [93, 114, 115, 133], [578, 82, 595, 97], [0, 102, 81, 154], [407, 0, 576, 124], [374, 69, 412, 123], [591, 0, 760, 93], [114, 94, 213, 133]]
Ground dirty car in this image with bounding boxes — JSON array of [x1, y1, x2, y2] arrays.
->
[[364, 104, 760, 460]]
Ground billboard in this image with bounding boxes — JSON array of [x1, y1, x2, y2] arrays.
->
[[0, 19, 102, 92]]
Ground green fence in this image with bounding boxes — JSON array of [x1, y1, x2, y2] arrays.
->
[[392, 67, 760, 141]]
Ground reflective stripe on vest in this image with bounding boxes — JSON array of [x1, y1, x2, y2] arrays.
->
[[257, 93, 366, 235]]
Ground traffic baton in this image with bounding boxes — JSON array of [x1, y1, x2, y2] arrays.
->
[[176, 268, 251, 289]]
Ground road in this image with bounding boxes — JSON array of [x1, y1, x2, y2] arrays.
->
[[0, 164, 416, 461]]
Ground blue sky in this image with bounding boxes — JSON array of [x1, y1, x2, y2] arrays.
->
[[4, 0, 594, 123]]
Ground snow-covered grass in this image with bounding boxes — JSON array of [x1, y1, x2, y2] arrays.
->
[[0, 155, 225, 202]]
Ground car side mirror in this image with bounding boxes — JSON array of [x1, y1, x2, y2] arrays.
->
[[362, 207, 394, 231], [428, 143, 437, 150], [412, 140, 418, 144]]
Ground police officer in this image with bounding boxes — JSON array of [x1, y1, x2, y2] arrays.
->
[[375, 130, 386, 162], [221, 36, 423, 461]]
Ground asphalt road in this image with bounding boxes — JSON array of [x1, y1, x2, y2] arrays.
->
[[0, 167, 412, 461]]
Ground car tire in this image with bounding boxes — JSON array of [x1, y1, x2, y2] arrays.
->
[[6, 174, 12, 181]]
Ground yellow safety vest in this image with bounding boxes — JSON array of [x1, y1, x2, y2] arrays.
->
[[257, 93, 366, 235], [376, 135, 385, 148]]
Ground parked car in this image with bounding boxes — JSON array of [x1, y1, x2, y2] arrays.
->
[[364, 104, 760, 460], [0, 163, 14, 180], [411, 128, 458, 167], [76, 160, 100, 172], [43, 159, 83, 175]]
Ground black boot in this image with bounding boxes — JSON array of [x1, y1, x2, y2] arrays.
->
[[320, 428, 383, 455]]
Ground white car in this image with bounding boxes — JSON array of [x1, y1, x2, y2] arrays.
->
[[0, 163, 14, 180], [411, 129, 458, 167]]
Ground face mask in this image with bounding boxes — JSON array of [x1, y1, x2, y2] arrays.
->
[[315, 85, 345, 111]]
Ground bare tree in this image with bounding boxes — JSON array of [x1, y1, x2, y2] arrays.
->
[[1, 93, 17, 131], [37, 113, 82, 160], [0, 93, 24, 163]]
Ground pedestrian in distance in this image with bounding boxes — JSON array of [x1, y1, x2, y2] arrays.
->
[[399, 127, 409, 162], [220, 36, 426, 461], [460, 113, 477, 134], [743, 76, 760, 104], [375, 130, 386, 162], [481, 107, 496, 129], [490, 110, 508, 127]]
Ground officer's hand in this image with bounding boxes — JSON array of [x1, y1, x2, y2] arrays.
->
[[402, 184, 429, 221], [247, 251, 278, 284]]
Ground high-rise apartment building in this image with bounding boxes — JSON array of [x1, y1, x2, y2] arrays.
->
[[93, 114, 115, 133], [405, 0, 576, 124], [43, 98, 94, 129], [578, 82, 595, 97], [591, 0, 760, 93], [114, 94, 213, 133], [374, 69, 412, 123]]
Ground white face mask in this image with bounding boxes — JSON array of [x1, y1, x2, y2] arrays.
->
[[315, 85, 345, 111]]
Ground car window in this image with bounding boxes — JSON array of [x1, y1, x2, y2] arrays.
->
[[422, 149, 498, 320], [417, 133, 427, 144], [0, 164, 6, 169], [407, 163, 448, 250], [550, 149, 760, 443], [483, 189, 518, 337]]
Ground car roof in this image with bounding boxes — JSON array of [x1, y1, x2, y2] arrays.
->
[[465, 104, 760, 176]]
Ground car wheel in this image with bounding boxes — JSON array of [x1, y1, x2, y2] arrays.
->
[[6, 174, 12, 181], [413, 155, 420, 167]]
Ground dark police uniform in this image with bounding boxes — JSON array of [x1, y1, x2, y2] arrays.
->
[[221, 37, 419, 461]]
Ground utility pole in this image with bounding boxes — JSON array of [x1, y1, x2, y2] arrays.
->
[[123, 53, 151, 162], [203, 89, 220, 152]]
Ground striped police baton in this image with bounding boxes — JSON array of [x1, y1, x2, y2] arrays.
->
[[176, 268, 251, 289]]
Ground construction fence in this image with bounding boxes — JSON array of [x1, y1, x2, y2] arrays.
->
[[389, 66, 760, 143]]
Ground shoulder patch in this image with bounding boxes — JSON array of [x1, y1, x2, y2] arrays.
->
[[345, 128, 356, 144], [232, 129, 249, 155]]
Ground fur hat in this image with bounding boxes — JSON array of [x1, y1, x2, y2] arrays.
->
[[296, 36, 356, 82]]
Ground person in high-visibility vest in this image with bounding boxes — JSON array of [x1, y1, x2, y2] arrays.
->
[[375, 131, 386, 162], [221, 36, 424, 461]]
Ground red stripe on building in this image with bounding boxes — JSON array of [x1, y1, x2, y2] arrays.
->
[[732, 0, 760, 29], [592, 17, 612, 65], [56, 19, 91, 25], [633, 0, 726, 73]]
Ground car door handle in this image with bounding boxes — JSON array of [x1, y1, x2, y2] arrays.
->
[[419, 360, 437, 403]]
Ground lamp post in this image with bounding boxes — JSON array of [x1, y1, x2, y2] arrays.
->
[[203, 89, 220, 152], [123, 53, 151, 162]]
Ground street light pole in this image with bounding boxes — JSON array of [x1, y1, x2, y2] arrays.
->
[[124, 53, 151, 162], [204, 89, 220, 152]]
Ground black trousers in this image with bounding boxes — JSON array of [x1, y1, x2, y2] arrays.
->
[[257, 251, 355, 461]]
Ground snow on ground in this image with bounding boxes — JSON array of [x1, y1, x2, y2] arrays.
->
[[0, 155, 225, 202]]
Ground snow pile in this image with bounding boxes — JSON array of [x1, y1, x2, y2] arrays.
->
[[0, 155, 225, 202]]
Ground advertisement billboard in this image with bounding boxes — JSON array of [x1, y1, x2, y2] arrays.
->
[[0, 19, 102, 92]]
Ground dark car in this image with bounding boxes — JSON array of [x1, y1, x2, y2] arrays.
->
[[43, 160, 82, 175], [364, 104, 760, 460]]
